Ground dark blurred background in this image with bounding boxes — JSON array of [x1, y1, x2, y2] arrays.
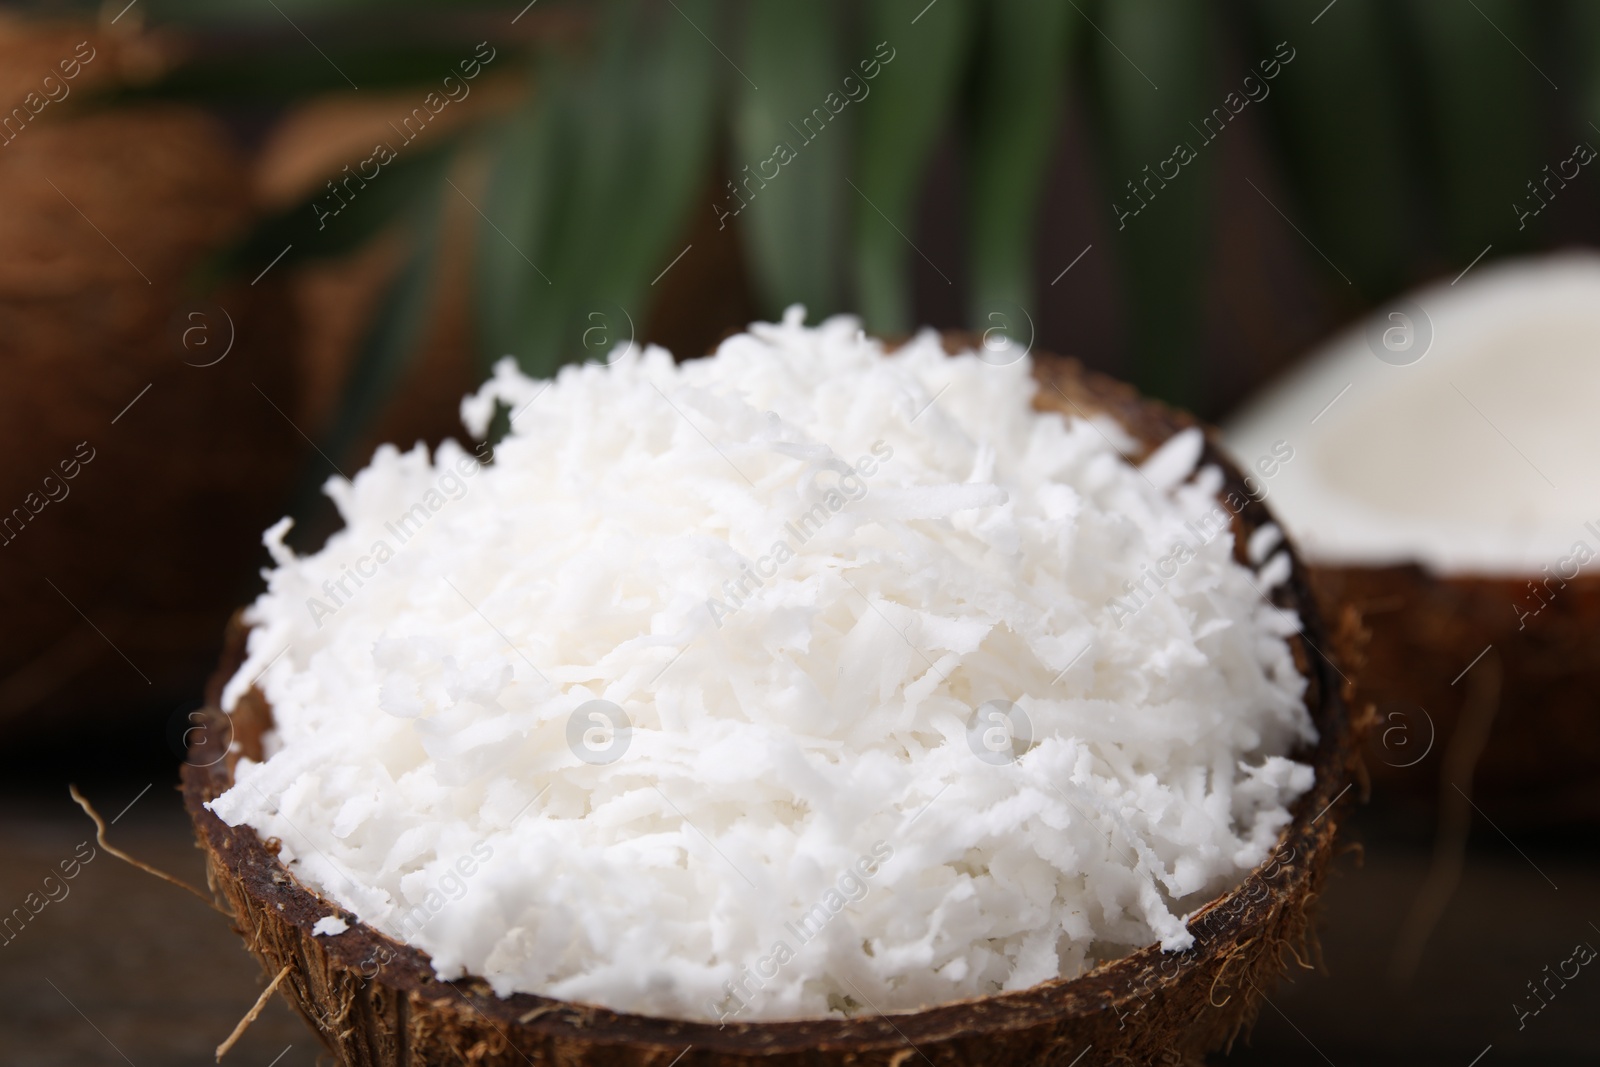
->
[[0, 1, 1596, 1063]]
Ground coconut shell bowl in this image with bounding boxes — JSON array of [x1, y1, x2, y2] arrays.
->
[[183, 352, 1362, 1067]]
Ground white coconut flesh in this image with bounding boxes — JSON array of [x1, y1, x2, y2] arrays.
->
[[1224, 252, 1600, 576], [208, 309, 1314, 1022]]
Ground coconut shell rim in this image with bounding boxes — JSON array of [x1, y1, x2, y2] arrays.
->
[[181, 350, 1360, 1059]]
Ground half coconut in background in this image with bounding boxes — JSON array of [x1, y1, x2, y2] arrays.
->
[[1225, 252, 1600, 826], [183, 324, 1361, 1066]]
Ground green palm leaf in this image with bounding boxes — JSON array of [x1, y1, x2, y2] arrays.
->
[[852, 0, 972, 336], [965, 0, 1074, 331], [476, 1, 719, 379], [733, 0, 849, 320], [1090, 0, 1212, 406]]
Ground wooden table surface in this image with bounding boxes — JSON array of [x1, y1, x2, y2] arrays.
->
[[2, 779, 1594, 1066]]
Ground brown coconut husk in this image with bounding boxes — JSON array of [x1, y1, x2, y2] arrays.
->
[[0, 19, 298, 735], [182, 353, 1362, 1066], [1310, 563, 1600, 825]]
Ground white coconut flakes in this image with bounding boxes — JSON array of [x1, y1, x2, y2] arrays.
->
[[208, 308, 1314, 1022]]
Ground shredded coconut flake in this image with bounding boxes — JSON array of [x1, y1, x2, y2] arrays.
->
[[208, 308, 1314, 1022], [312, 915, 349, 936]]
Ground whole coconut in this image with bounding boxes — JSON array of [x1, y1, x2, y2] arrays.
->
[[0, 18, 298, 743]]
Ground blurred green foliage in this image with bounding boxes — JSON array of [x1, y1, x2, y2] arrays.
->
[[77, 0, 1592, 454]]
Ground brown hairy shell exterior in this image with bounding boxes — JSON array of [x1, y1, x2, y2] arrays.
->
[[0, 20, 298, 734], [1311, 563, 1600, 824], [183, 352, 1362, 1066]]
